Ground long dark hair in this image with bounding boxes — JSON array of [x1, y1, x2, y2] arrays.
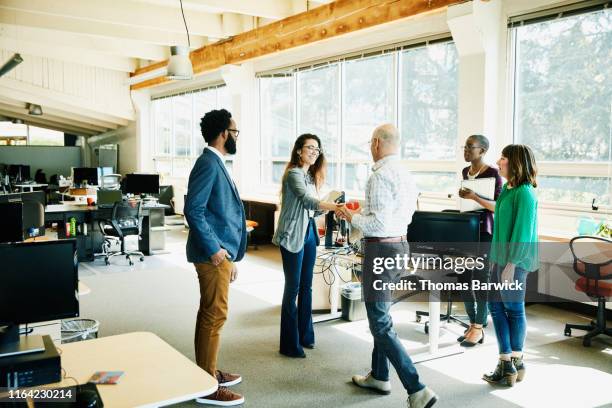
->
[[502, 144, 537, 188], [282, 134, 326, 192]]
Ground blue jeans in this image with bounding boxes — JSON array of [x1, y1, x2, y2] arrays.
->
[[366, 301, 424, 395], [488, 264, 528, 354], [279, 219, 316, 356]]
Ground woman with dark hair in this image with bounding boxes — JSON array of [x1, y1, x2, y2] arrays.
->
[[272, 134, 339, 358], [457, 135, 502, 347], [483, 144, 538, 387]]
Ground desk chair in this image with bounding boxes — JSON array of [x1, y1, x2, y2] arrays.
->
[[95, 201, 145, 266], [564, 236, 612, 346]]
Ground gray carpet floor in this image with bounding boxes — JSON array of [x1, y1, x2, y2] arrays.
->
[[76, 230, 612, 408]]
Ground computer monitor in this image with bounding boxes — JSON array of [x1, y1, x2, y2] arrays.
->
[[7, 164, 30, 181], [125, 173, 160, 195], [73, 167, 99, 186], [0, 202, 23, 243], [0, 239, 79, 356], [407, 211, 481, 256], [20, 165, 30, 180]]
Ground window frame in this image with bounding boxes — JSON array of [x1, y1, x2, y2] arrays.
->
[[508, 3, 612, 211]]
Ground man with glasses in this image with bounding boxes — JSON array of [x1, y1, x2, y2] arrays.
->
[[184, 109, 246, 406], [337, 124, 438, 408]]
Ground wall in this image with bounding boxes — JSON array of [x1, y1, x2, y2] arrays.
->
[[0, 145, 81, 177], [87, 122, 138, 175]]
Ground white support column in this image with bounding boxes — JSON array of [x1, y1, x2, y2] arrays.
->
[[131, 89, 153, 173], [448, 0, 506, 166], [220, 63, 259, 194]]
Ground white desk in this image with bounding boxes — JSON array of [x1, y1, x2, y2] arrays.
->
[[52, 332, 217, 407], [15, 183, 47, 192]]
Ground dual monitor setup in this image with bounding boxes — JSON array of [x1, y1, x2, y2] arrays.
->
[[72, 167, 160, 196]]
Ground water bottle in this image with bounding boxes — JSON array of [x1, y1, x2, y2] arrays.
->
[[70, 217, 77, 237]]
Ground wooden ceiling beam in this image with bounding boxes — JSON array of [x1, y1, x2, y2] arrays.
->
[[131, 0, 468, 90]]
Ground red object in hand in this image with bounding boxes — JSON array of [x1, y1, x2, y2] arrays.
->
[[346, 201, 360, 211], [87, 197, 95, 206]]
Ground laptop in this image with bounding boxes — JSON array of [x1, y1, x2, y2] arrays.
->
[[97, 189, 123, 208]]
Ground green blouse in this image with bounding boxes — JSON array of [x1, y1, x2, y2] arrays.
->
[[490, 183, 539, 272]]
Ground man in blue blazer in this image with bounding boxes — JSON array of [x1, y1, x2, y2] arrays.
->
[[184, 109, 247, 406]]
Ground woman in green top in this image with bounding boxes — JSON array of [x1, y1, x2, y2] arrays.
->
[[483, 144, 538, 388]]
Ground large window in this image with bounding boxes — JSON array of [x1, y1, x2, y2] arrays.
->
[[511, 7, 612, 207], [152, 85, 232, 178], [259, 39, 459, 195]]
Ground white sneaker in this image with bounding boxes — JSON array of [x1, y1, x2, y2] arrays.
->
[[408, 386, 438, 408], [351, 372, 391, 395]]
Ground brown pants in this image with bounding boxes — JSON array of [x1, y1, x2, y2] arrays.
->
[[194, 259, 232, 376]]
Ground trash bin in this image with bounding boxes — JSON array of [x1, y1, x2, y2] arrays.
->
[[341, 282, 366, 321], [61, 318, 100, 343]]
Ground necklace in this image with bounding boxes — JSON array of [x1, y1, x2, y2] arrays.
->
[[468, 163, 486, 178]]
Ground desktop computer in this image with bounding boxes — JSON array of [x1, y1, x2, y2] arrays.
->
[[0, 240, 79, 387], [73, 167, 99, 186], [124, 173, 160, 196]]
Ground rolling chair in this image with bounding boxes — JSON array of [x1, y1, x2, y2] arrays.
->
[[95, 201, 145, 266], [564, 236, 612, 346]]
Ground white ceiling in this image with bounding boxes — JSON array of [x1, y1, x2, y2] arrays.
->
[[0, 0, 333, 135]]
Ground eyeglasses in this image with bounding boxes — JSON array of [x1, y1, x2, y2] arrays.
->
[[462, 145, 482, 150], [227, 128, 240, 138], [303, 145, 322, 155]]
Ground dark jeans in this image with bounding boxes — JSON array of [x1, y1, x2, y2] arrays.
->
[[458, 233, 491, 325], [279, 218, 316, 356], [488, 264, 528, 354], [367, 301, 424, 395], [363, 240, 424, 395]]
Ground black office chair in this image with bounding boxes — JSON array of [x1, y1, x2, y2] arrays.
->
[[158, 185, 175, 216], [564, 236, 612, 346], [95, 201, 145, 266]]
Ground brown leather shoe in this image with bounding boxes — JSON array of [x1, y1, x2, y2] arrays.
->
[[196, 386, 244, 406], [216, 370, 242, 387]]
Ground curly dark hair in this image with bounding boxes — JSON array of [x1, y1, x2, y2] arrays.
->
[[200, 109, 232, 144]]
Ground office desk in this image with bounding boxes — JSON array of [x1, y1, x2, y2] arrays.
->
[[45, 203, 169, 261], [241, 194, 279, 245], [15, 183, 48, 192], [52, 332, 217, 407]]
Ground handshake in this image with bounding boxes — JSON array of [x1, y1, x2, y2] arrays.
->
[[333, 201, 361, 222]]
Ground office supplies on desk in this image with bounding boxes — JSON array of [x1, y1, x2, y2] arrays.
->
[[89, 370, 124, 384], [459, 177, 495, 212]]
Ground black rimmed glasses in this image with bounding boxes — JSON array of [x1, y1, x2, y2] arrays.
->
[[227, 128, 240, 138]]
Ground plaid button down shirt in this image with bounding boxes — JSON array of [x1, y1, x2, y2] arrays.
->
[[351, 155, 418, 238]]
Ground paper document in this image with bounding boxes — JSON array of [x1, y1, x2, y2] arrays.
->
[[459, 178, 495, 212]]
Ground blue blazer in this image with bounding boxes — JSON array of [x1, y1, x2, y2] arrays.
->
[[185, 149, 247, 264]]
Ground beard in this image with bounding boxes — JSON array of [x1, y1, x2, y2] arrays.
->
[[225, 135, 237, 155]]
